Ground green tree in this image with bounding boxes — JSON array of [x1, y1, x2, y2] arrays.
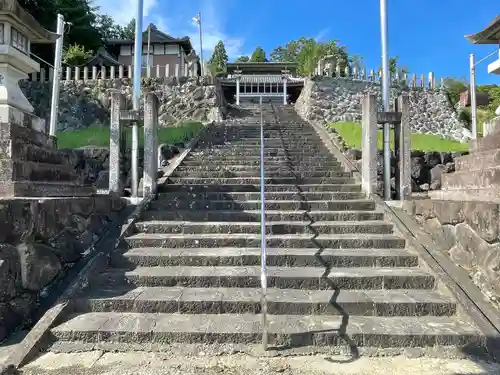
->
[[208, 40, 228, 75], [379, 56, 409, 75], [250, 46, 267, 62], [62, 44, 93, 66], [270, 37, 348, 76], [121, 18, 136, 39], [442, 77, 468, 106], [235, 55, 249, 63], [95, 14, 123, 39]]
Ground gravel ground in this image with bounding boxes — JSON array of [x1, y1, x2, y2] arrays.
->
[[18, 350, 500, 375]]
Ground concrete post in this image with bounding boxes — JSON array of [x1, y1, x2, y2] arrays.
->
[[361, 93, 378, 196], [143, 92, 159, 196], [236, 76, 240, 105], [109, 90, 126, 193], [395, 94, 411, 200]]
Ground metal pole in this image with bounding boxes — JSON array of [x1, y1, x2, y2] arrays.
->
[[146, 24, 151, 78], [470, 53, 477, 140], [49, 14, 64, 136], [380, 0, 391, 200], [131, 0, 144, 198], [198, 13, 204, 76], [259, 95, 268, 351]]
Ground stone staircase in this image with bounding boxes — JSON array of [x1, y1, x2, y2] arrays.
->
[[0, 123, 94, 197], [48, 104, 486, 355], [429, 127, 500, 202]]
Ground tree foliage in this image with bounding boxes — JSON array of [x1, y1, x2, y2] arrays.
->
[[250, 46, 267, 62], [442, 77, 468, 106], [208, 40, 228, 75], [235, 56, 249, 63], [270, 37, 348, 76], [121, 19, 136, 39], [62, 44, 93, 66]]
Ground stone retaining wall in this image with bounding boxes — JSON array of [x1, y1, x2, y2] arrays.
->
[[403, 199, 500, 310], [0, 196, 126, 340], [295, 77, 471, 142], [20, 77, 227, 132], [324, 126, 468, 194]]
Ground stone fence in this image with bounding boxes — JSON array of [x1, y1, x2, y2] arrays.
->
[[29, 64, 212, 82]]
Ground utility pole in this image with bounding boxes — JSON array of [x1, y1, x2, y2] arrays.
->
[[49, 14, 64, 136], [380, 0, 391, 200], [146, 23, 151, 77], [131, 0, 144, 198], [193, 12, 204, 75]]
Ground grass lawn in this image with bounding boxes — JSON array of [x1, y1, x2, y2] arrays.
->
[[328, 122, 469, 152], [56, 120, 204, 149]]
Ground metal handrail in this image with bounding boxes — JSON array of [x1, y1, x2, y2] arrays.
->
[[259, 95, 268, 350]]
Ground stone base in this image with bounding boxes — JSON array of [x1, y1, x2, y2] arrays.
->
[[0, 181, 95, 198], [0, 115, 93, 198]]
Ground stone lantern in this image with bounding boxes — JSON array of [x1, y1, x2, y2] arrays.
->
[[0, 0, 58, 127]]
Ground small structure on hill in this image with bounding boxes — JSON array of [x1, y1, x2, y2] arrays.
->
[[220, 62, 304, 104]]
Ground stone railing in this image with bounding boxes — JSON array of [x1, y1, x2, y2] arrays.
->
[[28, 63, 203, 82], [314, 62, 438, 89]]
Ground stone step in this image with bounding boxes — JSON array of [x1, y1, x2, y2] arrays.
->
[[470, 132, 500, 153], [141, 209, 383, 222], [0, 181, 95, 197], [180, 160, 342, 167], [167, 177, 356, 185], [175, 165, 344, 172], [155, 191, 364, 201], [74, 287, 455, 317], [455, 148, 500, 172], [148, 199, 376, 211], [134, 220, 394, 235], [428, 188, 500, 203], [197, 139, 324, 146], [189, 150, 333, 157], [442, 166, 500, 190], [0, 140, 73, 165], [124, 233, 406, 249], [158, 183, 362, 193], [116, 247, 418, 268], [94, 266, 433, 289], [50, 312, 483, 348], [170, 169, 350, 178], [0, 160, 80, 183]]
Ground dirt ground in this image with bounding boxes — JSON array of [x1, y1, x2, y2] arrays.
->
[[16, 350, 500, 375]]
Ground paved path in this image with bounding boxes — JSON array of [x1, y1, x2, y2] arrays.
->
[[20, 351, 500, 375]]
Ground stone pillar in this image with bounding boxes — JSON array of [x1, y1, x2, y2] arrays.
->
[[235, 70, 242, 105], [236, 77, 240, 105], [395, 94, 411, 200], [108, 90, 126, 193], [361, 94, 378, 196], [283, 78, 287, 105], [143, 92, 159, 196]]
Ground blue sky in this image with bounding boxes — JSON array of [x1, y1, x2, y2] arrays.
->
[[96, 0, 499, 84]]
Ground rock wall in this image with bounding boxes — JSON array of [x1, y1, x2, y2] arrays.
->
[[404, 199, 500, 310], [323, 125, 468, 195], [295, 77, 471, 142], [0, 196, 125, 340], [21, 77, 227, 132]]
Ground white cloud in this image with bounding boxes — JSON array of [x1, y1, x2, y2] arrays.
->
[[93, 0, 159, 25]]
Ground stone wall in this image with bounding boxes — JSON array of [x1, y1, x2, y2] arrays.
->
[[20, 77, 227, 131], [324, 125, 468, 195], [0, 196, 126, 340], [295, 77, 471, 142], [404, 199, 500, 310]]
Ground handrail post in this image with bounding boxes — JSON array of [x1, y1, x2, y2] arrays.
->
[[259, 95, 268, 351]]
